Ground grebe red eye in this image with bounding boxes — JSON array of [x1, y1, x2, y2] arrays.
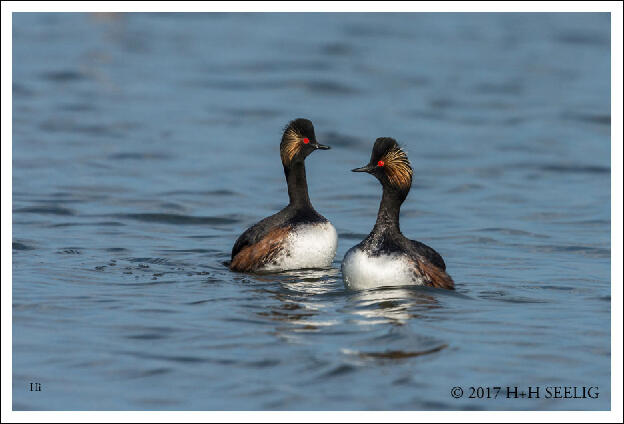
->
[[303, 138, 310, 144], [377, 160, 385, 167]]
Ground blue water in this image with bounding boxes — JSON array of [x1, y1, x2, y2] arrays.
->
[[12, 12, 611, 410]]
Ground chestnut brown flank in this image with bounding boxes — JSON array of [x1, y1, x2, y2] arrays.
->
[[230, 226, 291, 272], [415, 258, 455, 290]]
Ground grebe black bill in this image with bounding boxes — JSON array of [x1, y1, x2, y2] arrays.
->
[[230, 118, 337, 273], [341, 137, 454, 290]]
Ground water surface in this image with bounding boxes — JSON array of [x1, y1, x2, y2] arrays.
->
[[12, 12, 610, 410]]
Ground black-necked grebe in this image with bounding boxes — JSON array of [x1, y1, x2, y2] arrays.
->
[[341, 137, 454, 290], [230, 118, 337, 273]]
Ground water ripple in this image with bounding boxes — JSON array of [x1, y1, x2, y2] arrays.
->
[[113, 213, 239, 225]]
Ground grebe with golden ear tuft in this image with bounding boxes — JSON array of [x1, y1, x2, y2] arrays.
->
[[230, 118, 337, 273], [341, 137, 454, 290]]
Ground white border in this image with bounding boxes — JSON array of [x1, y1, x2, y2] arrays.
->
[[0, 1, 622, 13], [1, 1, 622, 423]]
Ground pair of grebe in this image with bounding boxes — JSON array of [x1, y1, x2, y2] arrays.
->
[[230, 118, 454, 290]]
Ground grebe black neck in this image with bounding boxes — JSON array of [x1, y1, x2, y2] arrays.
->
[[284, 160, 311, 208], [280, 118, 330, 210], [352, 137, 412, 237], [372, 185, 405, 235]]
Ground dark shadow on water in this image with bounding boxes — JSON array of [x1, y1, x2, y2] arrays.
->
[[14, 206, 75, 216], [477, 289, 551, 304], [108, 152, 172, 161], [40, 69, 86, 82], [13, 241, 35, 251], [561, 111, 610, 126], [537, 164, 610, 174], [161, 189, 238, 196], [112, 213, 239, 225], [356, 343, 448, 360]]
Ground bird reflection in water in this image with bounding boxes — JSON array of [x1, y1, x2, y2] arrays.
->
[[254, 267, 341, 333], [348, 286, 440, 325]]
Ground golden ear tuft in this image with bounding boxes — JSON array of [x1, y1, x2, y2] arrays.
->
[[381, 147, 413, 189], [281, 127, 303, 164]]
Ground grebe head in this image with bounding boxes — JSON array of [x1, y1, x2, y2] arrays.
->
[[352, 137, 413, 195], [280, 118, 330, 166]]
